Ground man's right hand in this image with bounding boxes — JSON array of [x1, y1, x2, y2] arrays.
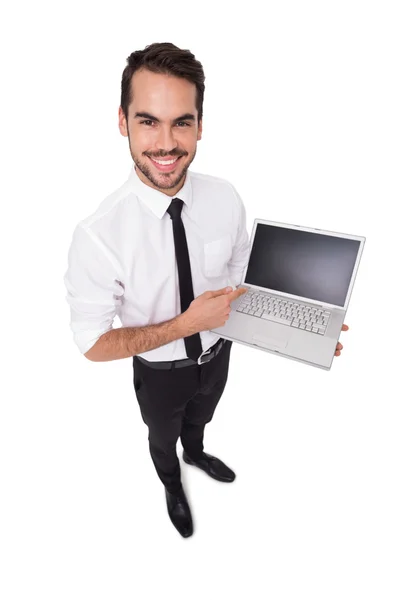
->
[[182, 286, 248, 334]]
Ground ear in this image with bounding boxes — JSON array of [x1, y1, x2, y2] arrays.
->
[[118, 106, 128, 137], [197, 118, 202, 141]]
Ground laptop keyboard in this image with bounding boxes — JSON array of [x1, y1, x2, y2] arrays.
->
[[236, 290, 331, 335]]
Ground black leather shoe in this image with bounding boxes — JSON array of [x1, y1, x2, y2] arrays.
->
[[182, 451, 236, 482], [165, 487, 193, 538]]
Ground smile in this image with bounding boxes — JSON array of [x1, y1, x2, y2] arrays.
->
[[153, 158, 179, 165], [149, 156, 182, 172]]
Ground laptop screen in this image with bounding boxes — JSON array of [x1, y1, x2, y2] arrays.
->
[[244, 223, 361, 307]]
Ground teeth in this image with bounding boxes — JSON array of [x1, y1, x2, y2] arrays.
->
[[152, 158, 179, 165]]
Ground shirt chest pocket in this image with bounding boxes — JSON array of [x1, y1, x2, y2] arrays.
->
[[203, 234, 232, 277]]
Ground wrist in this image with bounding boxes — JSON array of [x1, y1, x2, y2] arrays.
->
[[175, 312, 196, 337]]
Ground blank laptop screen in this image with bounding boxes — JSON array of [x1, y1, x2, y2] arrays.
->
[[244, 224, 361, 307]]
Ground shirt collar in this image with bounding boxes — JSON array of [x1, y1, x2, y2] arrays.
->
[[127, 163, 192, 219]]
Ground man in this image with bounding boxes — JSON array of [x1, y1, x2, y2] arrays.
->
[[64, 42, 348, 538]]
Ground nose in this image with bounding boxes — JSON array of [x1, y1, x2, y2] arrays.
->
[[155, 124, 178, 152]]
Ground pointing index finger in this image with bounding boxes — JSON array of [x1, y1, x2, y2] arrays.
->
[[227, 287, 247, 302]]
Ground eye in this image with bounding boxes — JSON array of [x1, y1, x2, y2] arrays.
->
[[176, 121, 190, 127], [140, 120, 154, 126]]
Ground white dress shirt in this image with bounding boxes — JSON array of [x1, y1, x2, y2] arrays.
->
[[64, 164, 250, 361]]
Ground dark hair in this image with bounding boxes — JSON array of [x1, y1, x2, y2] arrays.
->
[[120, 42, 205, 123]]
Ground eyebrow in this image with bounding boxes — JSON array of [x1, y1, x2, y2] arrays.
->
[[133, 112, 196, 123]]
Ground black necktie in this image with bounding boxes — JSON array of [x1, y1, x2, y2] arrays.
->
[[166, 198, 203, 360]]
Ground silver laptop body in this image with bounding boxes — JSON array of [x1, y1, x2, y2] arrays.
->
[[211, 219, 365, 370]]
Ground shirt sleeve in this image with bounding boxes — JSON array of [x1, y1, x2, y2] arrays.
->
[[228, 185, 251, 287], [63, 224, 125, 355]]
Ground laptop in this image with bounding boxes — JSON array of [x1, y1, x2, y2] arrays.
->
[[211, 219, 365, 370]]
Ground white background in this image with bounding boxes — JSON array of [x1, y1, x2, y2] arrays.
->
[[1, 1, 399, 599]]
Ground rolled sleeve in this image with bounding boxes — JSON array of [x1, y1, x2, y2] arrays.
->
[[63, 224, 124, 355], [228, 186, 251, 287]]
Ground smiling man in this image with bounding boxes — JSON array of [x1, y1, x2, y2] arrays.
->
[[122, 69, 200, 194], [64, 42, 347, 539], [118, 52, 204, 200]]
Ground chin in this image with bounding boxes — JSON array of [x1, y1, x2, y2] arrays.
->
[[154, 174, 185, 190], [152, 164, 189, 187], [134, 153, 192, 190]]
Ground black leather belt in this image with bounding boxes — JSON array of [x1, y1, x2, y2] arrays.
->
[[135, 338, 226, 369]]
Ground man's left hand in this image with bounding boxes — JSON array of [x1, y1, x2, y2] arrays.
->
[[335, 324, 349, 357]]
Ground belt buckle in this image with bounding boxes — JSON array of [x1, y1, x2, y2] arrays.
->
[[197, 339, 222, 365], [197, 347, 214, 365]]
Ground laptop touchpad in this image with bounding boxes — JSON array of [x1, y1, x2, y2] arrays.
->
[[252, 333, 289, 349]]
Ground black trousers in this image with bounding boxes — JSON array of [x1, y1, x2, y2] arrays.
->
[[132, 339, 233, 494]]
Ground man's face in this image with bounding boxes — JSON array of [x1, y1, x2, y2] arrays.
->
[[118, 69, 202, 196]]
